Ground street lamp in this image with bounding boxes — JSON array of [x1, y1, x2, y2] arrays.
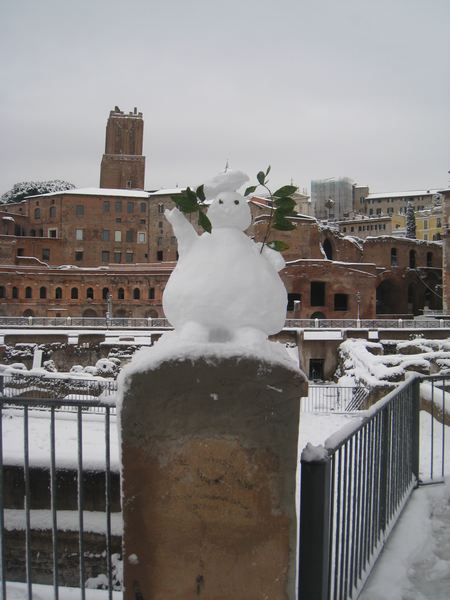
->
[[356, 291, 361, 323], [106, 293, 113, 320]]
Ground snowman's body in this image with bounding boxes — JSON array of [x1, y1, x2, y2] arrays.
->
[[163, 171, 287, 343]]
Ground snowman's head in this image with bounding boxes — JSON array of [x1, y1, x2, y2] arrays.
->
[[207, 191, 251, 230]]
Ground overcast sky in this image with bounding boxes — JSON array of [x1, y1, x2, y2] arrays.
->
[[1, 0, 449, 195]]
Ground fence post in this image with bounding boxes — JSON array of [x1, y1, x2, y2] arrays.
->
[[379, 409, 390, 534], [411, 377, 421, 484], [298, 444, 331, 600]]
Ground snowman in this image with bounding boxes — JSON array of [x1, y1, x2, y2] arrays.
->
[[163, 170, 287, 344]]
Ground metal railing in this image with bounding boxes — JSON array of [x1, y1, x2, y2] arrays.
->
[[0, 315, 449, 330], [298, 374, 447, 600], [301, 385, 369, 413], [0, 396, 119, 598]]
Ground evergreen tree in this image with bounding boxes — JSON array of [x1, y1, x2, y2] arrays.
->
[[1, 180, 75, 204], [406, 201, 416, 239]]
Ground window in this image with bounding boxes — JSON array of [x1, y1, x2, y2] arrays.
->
[[158, 221, 163, 229], [157, 237, 163, 246], [34, 207, 41, 219], [71, 287, 79, 299], [55, 287, 62, 299], [101, 250, 110, 263], [115, 230, 122, 242], [133, 288, 140, 300], [138, 232, 146, 244], [126, 230, 134, 242], [75, 251, 84, 262], [409, 250, 416, 268], [86, 287, 94, 299], [140, 219, 146, 224], [118, 288, 125, 300], [334, 293, 348, 311], [126, 180, 132, 189], [158, 203, 164, 214], [436, 219, 442, 228], [115, 218, 122, 223], [101, 229, 110, 241], [102, 287, 109, 300], [12, 287, 19, 299], [114, 251, 121, 263], [0, 286, 5, 298], [423, 220, 428, 230], [157, 250, 163, 261], [391, 248, 398, 266], [25, 286, 32, 299], [127, 201, 134, 213], [126, 251, 134, 263], [323, 239, 333, 260], [103, 201, 110, 213], [39, 286, 47, 299], [310, 281, 325, 306], [115, 200, 122, 213], [49, 206, 56, 218], [75, 229, 83, 240], [376, 208, 382, 215], [17, 248, 24, 256], [48, 228, 58, 238], [309, 359, 325, 381], [287, 293, 302, 311], [42, 248, 50, 261], [76, 205, 84, 216], [30, 229, 36, 237], [148, 287, 155, 300], [140, 202, 146, 213]]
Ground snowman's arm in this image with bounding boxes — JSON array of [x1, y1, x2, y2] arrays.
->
[[256, 242, 286, 272], [165, 207, 198, 255]]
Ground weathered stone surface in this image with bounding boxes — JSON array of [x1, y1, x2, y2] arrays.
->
[[120, 354, 307, 600]]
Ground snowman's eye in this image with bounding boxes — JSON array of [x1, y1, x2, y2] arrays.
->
[[218, 199, 223, 204], [234, 200, 239, 205]]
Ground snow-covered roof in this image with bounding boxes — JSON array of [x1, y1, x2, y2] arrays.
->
[[149, 188, 186, 196], [366, 189, 440, 200], [26, 187, 151, 199]]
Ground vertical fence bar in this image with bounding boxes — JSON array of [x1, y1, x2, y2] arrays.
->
[[0, 402, 6, 600], [298, 450, 331, 600], [105, 406, 113, 598], [430, 380, 435, 480], [23, 406, 32, 600], [442, 378, 446, 479], [50, 406, 59, 599], [77, 407, 86, 599]]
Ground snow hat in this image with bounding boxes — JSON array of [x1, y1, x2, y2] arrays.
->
[[203, 169, 249, 200]]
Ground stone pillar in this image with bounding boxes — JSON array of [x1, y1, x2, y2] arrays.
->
[[119, 353, 307, 600]]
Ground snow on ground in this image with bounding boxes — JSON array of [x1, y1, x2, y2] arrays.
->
[[5, 582, 121, 599]]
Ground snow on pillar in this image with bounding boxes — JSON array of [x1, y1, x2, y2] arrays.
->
[[119, 351, 307, 600]]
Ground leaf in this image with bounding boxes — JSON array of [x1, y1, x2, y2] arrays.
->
[[274, 197, 297, 213], [266, 165, 271, 176], [244, 185, 257, 196], [172, 192, 198, 213], [185, 187, 198, 203], [198, 210, 212, 233], [257, 171, 266, 185], [273, 185, 298, 197], [273, 215, 296, 231], [267, 240, 289, 252], [196, 185, 206, 202]]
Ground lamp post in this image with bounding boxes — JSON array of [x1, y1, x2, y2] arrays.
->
[[106, 293, 113, 320], [356, 290, 361, 324]]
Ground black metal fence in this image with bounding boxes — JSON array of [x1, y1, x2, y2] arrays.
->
[[298, 374, 447, 600], [301, 385, 369, 413]]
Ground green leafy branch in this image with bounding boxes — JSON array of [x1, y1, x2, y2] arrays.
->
[[244, 166, 298, 253], [171, 185, 212, 233]]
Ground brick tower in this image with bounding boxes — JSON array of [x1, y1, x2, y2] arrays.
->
[[100, 107, 145, 190]]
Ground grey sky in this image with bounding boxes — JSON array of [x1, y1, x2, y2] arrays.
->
[[1, 0, 449, 195]]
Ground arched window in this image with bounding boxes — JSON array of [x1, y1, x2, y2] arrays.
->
[[55, 287, 63, 299], [39, 286, 47, 299], [426, 252, 433, 267], [102, 287, 109, 300], [12, 287, 19, 299], [409, 250, 416, 268], [0, 286, 5, 298], [86, 287, 94, 299], [323, 239, 333, 260], [118, 288, 125, 300], [148, 287, 155, 300], [133, 288, 141, 300], [390, 248, 397, 266], [25, 286, 32, 299], [23, 309, 34, 318], [71, 287, 79, 299]]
